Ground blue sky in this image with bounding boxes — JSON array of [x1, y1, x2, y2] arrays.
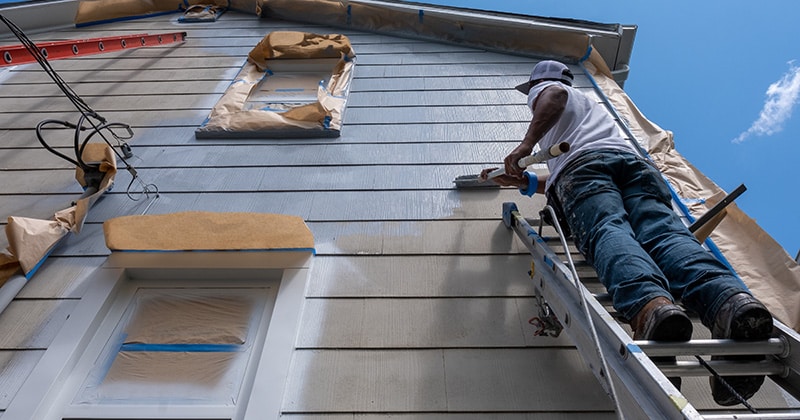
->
[[423, 0, 800, 258]]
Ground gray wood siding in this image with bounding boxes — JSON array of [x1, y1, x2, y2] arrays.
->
[[1, 11, 792, 418]]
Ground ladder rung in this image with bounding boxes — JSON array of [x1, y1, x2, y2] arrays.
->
[[658, 359, 787, 377], [506, 202, 800, 418], [635, 338, 787, 357], [592, 292, 611, 304]]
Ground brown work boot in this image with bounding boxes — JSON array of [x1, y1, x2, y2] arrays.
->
[[630, 296, 693, 389], [709, 292, 774, 406], [630, 296, 693, 341]]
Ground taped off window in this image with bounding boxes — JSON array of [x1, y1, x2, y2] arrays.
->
[[196, 31, 356, 139], [73, 288, 268, 405]]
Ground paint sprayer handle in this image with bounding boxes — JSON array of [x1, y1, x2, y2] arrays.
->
[[486, 142, 570, 180]]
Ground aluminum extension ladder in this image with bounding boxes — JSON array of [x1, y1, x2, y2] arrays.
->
[[0, 30, 187, 67], [502, 201, 800, 419]]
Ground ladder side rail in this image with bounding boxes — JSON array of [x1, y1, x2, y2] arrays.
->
[[0, 31, 187, 67], [768, 320, 800, 403], [503, 202, 702, 419], [702, 413, 800, 420]]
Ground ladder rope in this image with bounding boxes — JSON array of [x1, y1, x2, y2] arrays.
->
[[695, 355, 759, 413], [541, 204, 757, 416], [541, 205, 625, 419]]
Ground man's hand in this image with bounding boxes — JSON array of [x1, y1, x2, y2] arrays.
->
[[479, 168, 529, 188], [503, 143, 533, 179]]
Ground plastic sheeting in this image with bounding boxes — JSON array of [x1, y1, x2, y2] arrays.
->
[[123, 293, 256, 344], [86, 352, 246, 404], [583, 57, 800, 332], [74, 289, 265, 405], [195, 31, 356, 139]]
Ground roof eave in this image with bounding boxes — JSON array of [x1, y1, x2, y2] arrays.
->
[[259, 0, 637, 87]]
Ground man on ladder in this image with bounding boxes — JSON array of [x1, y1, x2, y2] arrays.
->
[[481, 60, 774, 406]]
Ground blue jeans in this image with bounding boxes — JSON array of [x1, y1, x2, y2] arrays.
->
[[552, 149, 749, 328]]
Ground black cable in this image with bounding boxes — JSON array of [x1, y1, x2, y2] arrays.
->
[[0, 15, 96, 118], [2, 14, 142, 190], [694, 355, 758, 413], [35, 119, 82, 167]]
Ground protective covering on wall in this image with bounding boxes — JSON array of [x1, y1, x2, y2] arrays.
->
[[195, 31, 356, 139], [257, 0, 592, 64], [104, 211, 314, 251], [75, 0, 231, 25], [1, 143, 116, 286], [583, 57, 800, 332]]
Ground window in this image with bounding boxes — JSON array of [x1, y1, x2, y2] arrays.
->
[[67, 282, 273, 417], [6, 256, 312, 419], [195, 31, 356, 139]]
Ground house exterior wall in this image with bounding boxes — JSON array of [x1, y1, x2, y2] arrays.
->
[[0, 10, 794, 418]]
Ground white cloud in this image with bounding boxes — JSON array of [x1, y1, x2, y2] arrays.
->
[[733, 61, 800, 143]]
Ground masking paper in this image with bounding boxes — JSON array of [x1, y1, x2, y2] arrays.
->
[[195, 31, 355, 139], [2, 143, 116, 284]]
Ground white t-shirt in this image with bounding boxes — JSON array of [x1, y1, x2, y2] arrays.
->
[[527, 81, 636, 191]]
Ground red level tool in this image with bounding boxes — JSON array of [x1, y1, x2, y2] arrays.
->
[[1, 32, 187, 66]]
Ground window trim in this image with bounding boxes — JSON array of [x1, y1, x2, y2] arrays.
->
[[5, 251, 312, 420]]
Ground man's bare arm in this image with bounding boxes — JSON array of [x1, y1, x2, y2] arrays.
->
[[504, 84, 568, 178]]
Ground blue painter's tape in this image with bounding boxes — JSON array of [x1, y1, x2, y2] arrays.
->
[[323, 115, 332, 129], [543, 255, 556, 270], [418, 9, 424, 24], [667, 185, 740, 279], [627, 343, 642, 353], [260, 107, 286, 112], [115, 247, 317, 255], [579, 45, 593, 63], [120, 343, 242, 352], [680, 196, 706, 206], [25, 234, 69, 279]]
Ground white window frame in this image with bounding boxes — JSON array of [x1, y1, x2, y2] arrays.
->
[[4, 250, 312, 420]]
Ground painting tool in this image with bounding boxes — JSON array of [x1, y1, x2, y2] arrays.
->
[[453, 142, 570, 188]]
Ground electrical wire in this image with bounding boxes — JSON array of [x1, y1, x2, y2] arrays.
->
[[541, 204, 625, 420], [1, 14, 156, 199]]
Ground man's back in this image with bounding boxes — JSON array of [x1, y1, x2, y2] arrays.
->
[[527, 80, 636, 189]]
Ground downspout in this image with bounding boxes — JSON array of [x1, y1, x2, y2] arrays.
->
[[577, 44, 743, 279], [0, 274, 29, 316], [0, 231, 70, 316]]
